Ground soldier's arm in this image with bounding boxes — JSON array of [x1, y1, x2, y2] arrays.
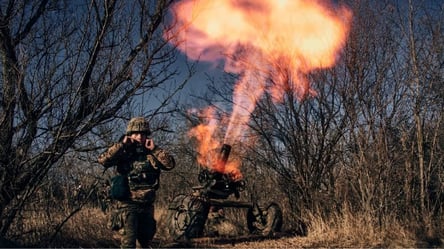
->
[[151, 147, 176, 171], [97, 142, 126, 168]]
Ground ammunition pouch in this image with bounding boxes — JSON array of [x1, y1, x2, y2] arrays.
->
[[107, 209, 127, 231], [128, 172, 159, 203], [130, 188, 156, 204], [129, 159, 160, 191], [128, 172, 159, 190]]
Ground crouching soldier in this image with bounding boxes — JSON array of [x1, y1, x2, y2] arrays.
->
[[98, 117, 176, 248]]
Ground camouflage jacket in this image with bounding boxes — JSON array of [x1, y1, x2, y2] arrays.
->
[[98, 141, 175, 204]]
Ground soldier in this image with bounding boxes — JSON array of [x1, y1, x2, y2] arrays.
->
[[98, 117, 176, 248]]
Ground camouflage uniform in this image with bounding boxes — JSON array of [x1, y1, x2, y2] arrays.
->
[[98, 117, 175, 248]]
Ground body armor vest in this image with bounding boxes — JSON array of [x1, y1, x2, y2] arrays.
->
[[128, 150, 160, 191], [128, 148, 160, 203]]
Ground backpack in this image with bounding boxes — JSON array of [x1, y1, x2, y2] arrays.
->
[[109, 174, 130, 201]]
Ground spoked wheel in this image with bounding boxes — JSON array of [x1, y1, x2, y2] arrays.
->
[[166, 194, 210, 241], [247, 202, 283, 236]]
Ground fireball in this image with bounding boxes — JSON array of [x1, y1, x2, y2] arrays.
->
[[167, 0, 352, 174]]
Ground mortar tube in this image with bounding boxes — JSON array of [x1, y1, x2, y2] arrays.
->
[[218, 144, 231, 167]]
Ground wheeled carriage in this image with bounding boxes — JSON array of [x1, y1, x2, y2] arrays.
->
[[166, 144, 283, 241]]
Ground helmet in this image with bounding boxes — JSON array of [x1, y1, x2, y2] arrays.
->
[[126, 117, 151, 135]]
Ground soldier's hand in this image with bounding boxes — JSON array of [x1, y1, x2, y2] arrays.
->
[[122, 136, 134, 145], [145, 138, 155, 151], [122, 136, 137, 152]]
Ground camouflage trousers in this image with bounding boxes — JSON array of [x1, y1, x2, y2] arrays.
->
[[111, 202, 156, 248]]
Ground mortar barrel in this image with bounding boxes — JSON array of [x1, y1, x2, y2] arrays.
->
[[218, 144, 231, 166]]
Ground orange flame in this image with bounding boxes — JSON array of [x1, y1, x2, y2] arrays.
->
[[168, 0, 351, 174], [187, 107, 220, 167], [187, 107, 242, 178]]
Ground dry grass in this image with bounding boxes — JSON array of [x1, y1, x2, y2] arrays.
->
[[8, 206, 118, 248], [301, 211, 416, 248], [200, 209, 420, 249], [6, 204, 442, 248], [159, 204, 443, 248]]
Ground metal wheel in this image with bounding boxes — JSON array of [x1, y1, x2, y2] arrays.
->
[[166, 194, 210, 240]]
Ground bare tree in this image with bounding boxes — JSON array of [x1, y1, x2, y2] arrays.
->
[[400, 0, 444, 228], [189, 1, 443, 232], [0, 0, 188, 237], [332, 0, 407, 220], [136, 0, 443, 239], [333, 0, 444, 227]]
